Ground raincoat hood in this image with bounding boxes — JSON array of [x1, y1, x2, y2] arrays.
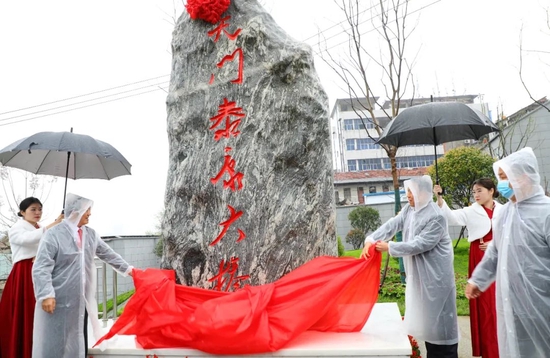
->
[[493, 147, 544, 202], [64, 193, 93, 227], [404, 175, 433, 211]]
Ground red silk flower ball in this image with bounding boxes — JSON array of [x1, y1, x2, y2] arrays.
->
[[186, 0, 231, 24]]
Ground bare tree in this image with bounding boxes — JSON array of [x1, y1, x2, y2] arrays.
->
[[0, 167, 57, 263], [484, 103, 540, 160], [518, 9, 550, 112], [320, 0, 418, 283]]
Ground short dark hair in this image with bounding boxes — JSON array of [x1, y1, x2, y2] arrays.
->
[[472, 178, 499, 198], [18, 197, 43, 217]]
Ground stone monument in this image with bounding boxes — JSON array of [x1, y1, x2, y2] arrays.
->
[[162, 0, 335, 289]]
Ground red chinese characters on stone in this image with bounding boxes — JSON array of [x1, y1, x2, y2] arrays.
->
[[208, 16, 244, 84], [207, 16, 242, 42], [208, 256, 250, 292], [215, 48, 244, 84], [209, 98, 245, 140], [209, 204, 246, 246], [210, 147, 244, 191]]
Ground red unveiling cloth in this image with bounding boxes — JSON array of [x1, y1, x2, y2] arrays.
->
[[95, 249, 382, 354], [469, 206, 499, 358], [0, 258, 36, 358]]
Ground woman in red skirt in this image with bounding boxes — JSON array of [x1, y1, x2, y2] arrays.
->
[[0, 197, 62, 358], [434, 178, 501, 358]]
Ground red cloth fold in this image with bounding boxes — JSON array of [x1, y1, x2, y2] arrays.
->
[[95, 250, 381, 354]]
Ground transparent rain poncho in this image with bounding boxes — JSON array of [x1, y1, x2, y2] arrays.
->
[[366, 175, 458, 345], [470, 147, 550, 358], [32, 193, 132, 358]]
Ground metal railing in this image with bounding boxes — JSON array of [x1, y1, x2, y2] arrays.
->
[[97, 260, 120, 327]]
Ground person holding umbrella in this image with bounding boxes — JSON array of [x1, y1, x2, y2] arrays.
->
[[434, 179, 501, 358], [466, 148, 550, 357], [361, 175, 459, 358], [32, 193, 133, 358], [0, 198, 63, 358]]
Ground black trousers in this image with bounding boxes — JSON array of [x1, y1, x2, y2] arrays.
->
[[425, 341, 458, 358], [84, 309, 88, 358]]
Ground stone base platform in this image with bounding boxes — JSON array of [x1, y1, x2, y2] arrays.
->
[[88, 303, 411, 358]]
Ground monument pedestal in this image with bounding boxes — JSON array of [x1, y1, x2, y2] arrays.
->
[[88, 302, 411, 358]]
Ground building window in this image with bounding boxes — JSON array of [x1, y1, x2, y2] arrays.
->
[[346, 139, 356, 151], [353, 118, 365, 130], [343, 119, 354, 130], [369, 186, 377, 193], [363, 118, 376, 129], [344, 188, 351, 201], [382, 184, 390, 192], [395, 155, 441, 169], [347, 160, 357, 171], [358, 158, 382, 170], [356, 138, 379, 150], [356, 138, 368, 150]]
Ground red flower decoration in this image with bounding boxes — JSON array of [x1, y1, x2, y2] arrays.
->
[[186, 0, 231, 24]]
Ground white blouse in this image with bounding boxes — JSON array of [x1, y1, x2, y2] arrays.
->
[[8, 219, 46, 264], [439, 200, 502, 242]]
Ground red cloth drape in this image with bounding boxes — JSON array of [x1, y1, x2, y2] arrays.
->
[[0, 258, 35, 358], [469, 206, 499, 358], [95, 250, 382, 354]]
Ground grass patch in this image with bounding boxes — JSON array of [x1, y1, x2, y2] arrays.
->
[[97, 289, 135, 317], [345, 239, 470, 316]]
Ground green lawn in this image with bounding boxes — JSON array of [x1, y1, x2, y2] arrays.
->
[[345, 239, 470, 316], [97, 289, 135, 318]]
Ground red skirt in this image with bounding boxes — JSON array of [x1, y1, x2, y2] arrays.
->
[[469, 240, 499, 358], [0, 258, 36, 358]]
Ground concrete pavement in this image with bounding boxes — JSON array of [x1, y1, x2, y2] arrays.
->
[[416, 316, 473, 358]]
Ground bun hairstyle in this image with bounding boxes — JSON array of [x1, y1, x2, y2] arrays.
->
[[472, 178, 499, 199], [18, 197, 43, 217]]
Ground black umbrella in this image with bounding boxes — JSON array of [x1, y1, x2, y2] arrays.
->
[[0, 129, 132, 208], [377, 102, 499, 183]]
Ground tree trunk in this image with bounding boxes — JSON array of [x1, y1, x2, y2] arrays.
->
[[390, 152, 406, 283]]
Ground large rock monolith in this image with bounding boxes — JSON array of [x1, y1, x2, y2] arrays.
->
[[162, 0, 335, 289]]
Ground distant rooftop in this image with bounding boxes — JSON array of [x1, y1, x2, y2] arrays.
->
[[381, 95, 478, 109], [334, 168, 428, 184], [331, 95, 479, 117]]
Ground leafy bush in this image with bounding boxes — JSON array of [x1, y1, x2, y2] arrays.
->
[[153, 237, 164, 258], [345, 229, 366, 250], [348, 206, 381, 235], [337, 236, 345, 257]]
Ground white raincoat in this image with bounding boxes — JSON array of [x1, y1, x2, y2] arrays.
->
[[366, 175, 459, 345], [32, 193, 132, 358], [470, 147, 550, 358]]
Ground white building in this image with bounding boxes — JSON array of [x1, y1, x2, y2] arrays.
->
[[330, 95, 489, 173], [481, 96, 550, 191]]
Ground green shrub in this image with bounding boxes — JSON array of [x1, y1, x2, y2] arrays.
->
[[337, 236, 345, 257], [153, 237, 164, 258], [345, 228, 366, 250]]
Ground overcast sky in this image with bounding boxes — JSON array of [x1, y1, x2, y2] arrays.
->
[[0, 0, 548, 235]]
